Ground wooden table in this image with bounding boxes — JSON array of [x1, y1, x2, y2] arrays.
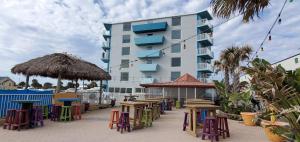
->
[[184, 104, 220, 137], [185, 99, 214, 105], [135, 100, 160, 120], [120, 101, 147, 130], [57, 98, 80, 106]]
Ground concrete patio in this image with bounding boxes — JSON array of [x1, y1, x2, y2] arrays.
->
[[0, 108, 269, 142]]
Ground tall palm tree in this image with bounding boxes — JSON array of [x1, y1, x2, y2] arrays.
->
[[214, 59, 230, 94], [222, 45, 252, 93], [210, 0, 270, 22]]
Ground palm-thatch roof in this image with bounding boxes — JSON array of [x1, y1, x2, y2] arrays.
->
[[11, 53, 111, 81]]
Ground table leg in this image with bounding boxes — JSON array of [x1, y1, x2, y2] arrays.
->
[[121, 105, 125, 112], [193, 109, 197, 137], [126, 106, 130, 112], [188, 108, 192, 131], [133, 106, 137, 129]]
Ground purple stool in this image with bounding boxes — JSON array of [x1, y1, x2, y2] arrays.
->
[[117, 112, 130, 133], [202, 117, 219, 142], [183, 112, 189, 131], [217, 116, 230, 138], [31, 106, 44, 127], [50, 105, 61, 121]]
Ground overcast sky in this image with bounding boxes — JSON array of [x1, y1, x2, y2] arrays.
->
[[0, 0, 299, 84]]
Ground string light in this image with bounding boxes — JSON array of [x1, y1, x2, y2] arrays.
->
[[268, 35, 272, 41], [260, 47, 264, 51], [183, 40, 186, 49], [278, 18, 282, 24]]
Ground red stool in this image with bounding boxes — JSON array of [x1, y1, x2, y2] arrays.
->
[[217, 116, 230, 138], [72, 105, 81, 120], [11, 110, 29, 131], [109, 109, 119, 129], [183, 112, 189, 131], [202, 117, 219, 142], [3, 109, 16, 130]]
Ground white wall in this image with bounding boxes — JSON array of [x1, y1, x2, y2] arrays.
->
[[273, 54, 300, 71]]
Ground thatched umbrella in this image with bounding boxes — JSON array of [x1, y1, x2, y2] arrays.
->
[[11, 53, 111, 93]]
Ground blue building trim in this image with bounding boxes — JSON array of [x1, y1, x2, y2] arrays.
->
[[135, 35, 165, 46], [133, 22, 168, 33]]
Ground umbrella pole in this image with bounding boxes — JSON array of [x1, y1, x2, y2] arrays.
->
[[75, 79, 78, 93], [25, 75, 30, 90], [56, 73, 61, 93], [99, 80, 102, 105]]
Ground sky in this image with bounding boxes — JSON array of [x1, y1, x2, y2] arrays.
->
[[0, 0, 299, 85]]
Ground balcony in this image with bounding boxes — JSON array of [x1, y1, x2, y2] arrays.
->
[[103, 23, 112, 30], [197, 19, 213, 32], [140, 78, 156, 84], [135, 35, 164, 46], [139, 64, 159, 72], [197, 33, 213, 46], [102, 41, 110, 51], [197, 47, 214, 59], [197, 63, 213, 73], [133, 22, 168, 33], [198, 10, 213, 20], [198, 78, 212, 83], [102, 30, 111, 40], [136, 50, 162, 58], [101, 53, 109, 63]]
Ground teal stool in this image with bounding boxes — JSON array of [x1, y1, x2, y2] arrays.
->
[[142, 109, 152, 127], [60, 106, 72, 122]]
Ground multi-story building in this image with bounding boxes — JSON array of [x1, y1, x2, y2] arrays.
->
[[101, 10, 214, 94], [272, 53, 300, 71]]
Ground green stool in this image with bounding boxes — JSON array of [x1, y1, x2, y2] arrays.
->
[[176, 101, 181, 109], [60, 106, 72, 122], [42, 106, 49, 119], [142, 109, 152, 127]]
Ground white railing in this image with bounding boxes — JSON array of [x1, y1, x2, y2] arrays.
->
[[198, 47, 214, 58], [102, 53, 109, 60], [198, 78, 212, 83], [103, 30, 111, 36], [197, 33, 213, 43], [102, 41, 109, 48], [197, 19, 212, 28], [140, 78, 155, 84], [197, 63, 213, 71]]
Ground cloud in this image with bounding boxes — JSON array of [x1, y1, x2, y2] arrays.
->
[[0, 0, 299, 83]]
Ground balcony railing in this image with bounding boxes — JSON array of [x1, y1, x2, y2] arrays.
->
[[135, 35, 165, 46], [197, 33, 213, 46], [197, 47, 214, 58], [102, 41, 110, 50], [198, 78, 212, 83], [136, 50, 162, 58], [102, 30, 111, 40], [197, 63, 213, 73], [139, 64, 159, 72], [101, 53, 109, 63], [197, 19, 212, 32], [133, 22, 168, 33], [141, 78, 156, 84]]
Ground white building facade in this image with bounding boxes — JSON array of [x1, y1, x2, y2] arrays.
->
[[101, 11, 214, 94], [272, 53, 300, 71]]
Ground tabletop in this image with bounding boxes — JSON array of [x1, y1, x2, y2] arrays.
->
[[120, 101, 147, 106], [184, 104, 220, 109]]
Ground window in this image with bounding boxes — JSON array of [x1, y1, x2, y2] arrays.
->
[[171, 57, 181, 67], [126, 88, 132, 93], [121, 59, 129, 68], [172, 16, 181, 26], [122, 47, 130, 55], [109, 87, 114, 92], [171, 72, 181, 81], [120, 88, 126, 93], [171, 43, 181, 53], [295, 58, 299, 64], [171, 30, 181, 39], [123, 22, 131, 31], [120, 72, 129, 81], [135, 88, 142, 93], [122, 35, 130, 43], [115, 88, 120, 93]]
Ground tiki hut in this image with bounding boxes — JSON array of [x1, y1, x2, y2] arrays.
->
[[11, 53, 111, 92]]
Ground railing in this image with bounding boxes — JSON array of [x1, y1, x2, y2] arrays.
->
[[140, 78, 155, 84], [0, 90, 53, 118], [197, 63, 213, 71], [198, 78, 212, 83], [102, 41, 109, 48], [103, 30, 111, 36], [197, 33, 213, 42], [102, 53, 109, 60], [197, 19, 212, 28], [198, 47, 214, 58]]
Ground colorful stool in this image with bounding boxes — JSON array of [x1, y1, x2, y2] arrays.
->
[[175, 101, 180, 109], [11, 110, 29, 131], [217, 116, 230, 138], [3, 109, 16, 130], [31, 106, 44, 127], [202, 117, 219, 142], [142, 109, 152, 127], [182, 112, 189, 131], [50, 105, 61, 121], [109, 109, 119, 129], [60, 106, 72, 122], [117, 112, 130, 133], [42, 105, 49, 119], [72, 105, 81, 120]]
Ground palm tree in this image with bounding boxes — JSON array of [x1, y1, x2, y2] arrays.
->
[[222, 45, 252, 93], [214, 59, 230, 94], [210, 0, 270, 22]]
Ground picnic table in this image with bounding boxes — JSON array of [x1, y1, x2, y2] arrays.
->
[[120, 101, 147, 130], [184, 104, 220, 137], [135, 100, 161, 120]]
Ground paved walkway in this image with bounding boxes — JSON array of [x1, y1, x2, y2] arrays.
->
[[0, 108, 269, 142]]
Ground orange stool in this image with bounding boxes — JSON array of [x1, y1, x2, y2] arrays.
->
[[72, 105, 81, 120], [109, 109, 119, 129]]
